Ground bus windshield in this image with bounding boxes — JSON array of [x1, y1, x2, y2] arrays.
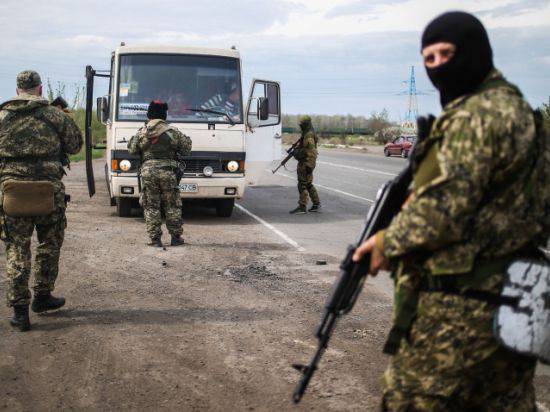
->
[[117, 54, 243, 124]]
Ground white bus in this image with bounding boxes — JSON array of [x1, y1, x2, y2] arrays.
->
[[84, 44, 282, 217]]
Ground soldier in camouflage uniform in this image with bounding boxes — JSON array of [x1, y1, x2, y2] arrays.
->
[[0, 70, 82, 331], [289, 115, 321, 214], [352, 12, 548, 410], [128, 101, 192, 247]]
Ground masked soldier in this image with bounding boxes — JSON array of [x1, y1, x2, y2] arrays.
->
[[289, 115, 321, 214], [128, 100, 192, 247], [0, 70, 82, 331], [353, 12, 549, 410]]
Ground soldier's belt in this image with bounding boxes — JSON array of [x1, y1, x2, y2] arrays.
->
[[1, 180, 55, 217]]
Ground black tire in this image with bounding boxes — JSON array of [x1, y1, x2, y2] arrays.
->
[[216, 199, 235, 217], [116, 197, 132, 217], [401, 149, 408, 158], [384, 148, 390, 157]]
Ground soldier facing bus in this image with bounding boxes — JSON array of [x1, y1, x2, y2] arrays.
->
[[289, 115, 321, 214], [353, 12, 549, 410], [0, 70, 83, 331], [128, 100, 192, 247]]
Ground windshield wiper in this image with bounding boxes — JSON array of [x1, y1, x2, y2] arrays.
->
[[188, 108, 235, 126]]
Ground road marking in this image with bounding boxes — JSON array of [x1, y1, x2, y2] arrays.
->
[[235, 204, 306, 252], [317, 160, 398, 177], [273, 171, 374, 203], [537, 402, 550, 412]]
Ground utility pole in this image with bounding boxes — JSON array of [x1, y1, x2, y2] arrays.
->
[[402, 66, 419, 133]]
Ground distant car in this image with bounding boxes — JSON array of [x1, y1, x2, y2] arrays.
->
[[384, 135, 416, 158]]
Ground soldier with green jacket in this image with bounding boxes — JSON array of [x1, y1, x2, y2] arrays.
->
[[290, 115, 321, 214], [353, 12, 549, 410], [0, 70, 83, 331], [128, 101, 192, 247]]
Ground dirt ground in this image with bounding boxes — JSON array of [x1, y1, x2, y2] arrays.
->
[[0, 160, 548, 411]]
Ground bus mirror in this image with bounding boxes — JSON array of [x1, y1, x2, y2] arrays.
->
[[96, 96, 109, 124], [257, 97, 269, 121]]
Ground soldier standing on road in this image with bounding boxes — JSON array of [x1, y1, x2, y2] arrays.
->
[[0, 71, 82, 331], [289, 115, 321, 214], [128, 101, 192, 247], [352, 12, 549, 410]]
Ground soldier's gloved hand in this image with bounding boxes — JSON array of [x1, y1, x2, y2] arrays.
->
[[352, 232, 389, 276]]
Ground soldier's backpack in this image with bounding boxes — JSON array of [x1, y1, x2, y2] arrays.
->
[[494, 110, 550, 364]]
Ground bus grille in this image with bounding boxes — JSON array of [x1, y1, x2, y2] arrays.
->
[[182, 158, 223, 175]]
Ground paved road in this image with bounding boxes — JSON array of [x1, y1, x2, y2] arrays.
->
[[238, 148, 407, 299], [237, 147, 550, 387]]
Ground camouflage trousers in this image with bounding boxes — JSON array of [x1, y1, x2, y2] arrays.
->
[[382, 291, 537, 411], [297, 162, 319, 208], [1, 209, 66, 307], [141, 166, 182, 240]]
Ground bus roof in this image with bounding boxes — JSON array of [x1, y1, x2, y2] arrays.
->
[[114, 45, 240, 59]]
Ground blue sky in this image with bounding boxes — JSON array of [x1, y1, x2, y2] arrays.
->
[[0, 0, 549, 120]]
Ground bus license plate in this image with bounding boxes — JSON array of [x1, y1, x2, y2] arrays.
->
[[179, 183, 198, 193]]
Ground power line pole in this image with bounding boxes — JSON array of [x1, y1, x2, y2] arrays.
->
[[402, 65, 419, 133]]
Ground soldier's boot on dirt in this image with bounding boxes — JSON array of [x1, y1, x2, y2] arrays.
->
[[10, 305, 31, 332], [308, 204, 321, 212], [148, 238, 163, 247], [170, 235, 185, 246], [31, 292, 66, 313], [289, 206, 307, 215]]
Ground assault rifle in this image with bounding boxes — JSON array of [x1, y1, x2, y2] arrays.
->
[[292, 115, 435, 404], [175, 152, 186, 184], [50, 96, 71, 169], [272, 138, 301, 174]]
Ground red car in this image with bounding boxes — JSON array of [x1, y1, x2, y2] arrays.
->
[[384, 135, 416, 158]]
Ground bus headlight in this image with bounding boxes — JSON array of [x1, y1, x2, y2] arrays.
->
[[203, 166, 214, 177], [227, 161, 239, 172], [119, 159, 132, 172]]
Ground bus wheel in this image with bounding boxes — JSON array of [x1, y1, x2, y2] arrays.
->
[[116, 197, 132, 217], [216, 199, 235, 217]]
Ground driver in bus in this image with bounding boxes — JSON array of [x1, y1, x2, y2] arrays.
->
[[200, 81, 240, 121]]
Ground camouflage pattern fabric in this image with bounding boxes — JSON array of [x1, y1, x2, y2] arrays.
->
[[0, 92, 82, 307], [382, 70, 543, 273], [2, 211, 66, 306], [297, 163, 319, 208], [293, 116, 319, 207], [382, 292, 536, 412], [16, 70, 41, 90], [128, 119, 191, 240], [378, 70, 545, 409]]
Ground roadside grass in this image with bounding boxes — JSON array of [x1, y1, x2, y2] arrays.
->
[[70, 148, 105, 163], [282, 132, 382, 149]]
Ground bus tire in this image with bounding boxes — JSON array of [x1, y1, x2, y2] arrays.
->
[[216, 199, 234, 217], [116, 197, 132, 217]]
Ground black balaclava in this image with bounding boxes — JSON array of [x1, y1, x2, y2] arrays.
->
[[147, 100, 168, 120], [422, 11, 494, 107]]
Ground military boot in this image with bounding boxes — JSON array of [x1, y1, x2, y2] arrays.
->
[[308, 204, 322, 212], [170, 235, 185, 246], [31, 292, 66, 313], [10, 305, 31, 332], [289, 206, 307, 215], [148, 238, 163, 247]]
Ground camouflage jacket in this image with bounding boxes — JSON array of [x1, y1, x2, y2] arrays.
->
[[382, 70, 545, 276], [0, 93, 82, 184], [127, 119, 192, 170], [293, 130, 318, 168]]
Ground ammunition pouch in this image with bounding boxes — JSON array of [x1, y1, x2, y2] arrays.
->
[[1, 180, 55, 217]]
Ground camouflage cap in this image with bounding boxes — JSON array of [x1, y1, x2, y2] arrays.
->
[[298, 115, 312, 125], [16, 70, 42, 90]]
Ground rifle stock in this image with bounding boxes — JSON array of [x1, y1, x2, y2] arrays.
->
[[291, 115, 434, 403]]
